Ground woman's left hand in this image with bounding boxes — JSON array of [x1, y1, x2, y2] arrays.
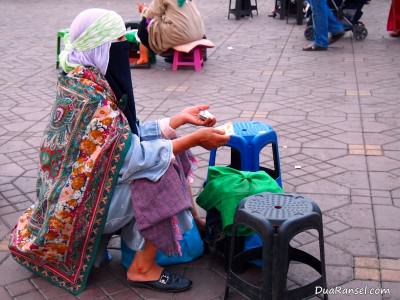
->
[[170, 105, 216, 129]]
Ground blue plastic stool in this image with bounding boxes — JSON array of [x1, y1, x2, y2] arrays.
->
[[209, 121, 282, 187]]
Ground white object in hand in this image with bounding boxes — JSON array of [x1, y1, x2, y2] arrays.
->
[[199, 110, 214, 120], [216, 122, 234, 136]]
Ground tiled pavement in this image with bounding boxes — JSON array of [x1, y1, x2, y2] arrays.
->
[[1, 0, 400, 299]]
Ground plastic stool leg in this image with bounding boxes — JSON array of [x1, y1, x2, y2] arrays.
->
[[224, 286, 230, 300], [172, 50, 179, 71], [56, 36, 61, 69], [193, 48, 202, 72]]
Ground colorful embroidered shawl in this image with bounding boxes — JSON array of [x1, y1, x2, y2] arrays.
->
[[9, 66, 131, 295]]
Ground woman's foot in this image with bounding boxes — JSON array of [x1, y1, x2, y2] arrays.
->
[[389, 31, 400, 37], [194, 216, 206, 233], [127, 262, 163, 282]]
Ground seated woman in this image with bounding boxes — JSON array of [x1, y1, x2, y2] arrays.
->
[[134, 0, 206, 66], [8, 8, 228, 295]]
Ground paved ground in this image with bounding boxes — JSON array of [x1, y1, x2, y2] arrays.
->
[[1, 0, 400, 299]]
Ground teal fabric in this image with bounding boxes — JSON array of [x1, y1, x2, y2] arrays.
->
[[177, 0, 186, 7], [197, 166, 283, 235]]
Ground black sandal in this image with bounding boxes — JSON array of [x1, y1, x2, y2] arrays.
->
[[128, 270, 192, 293]]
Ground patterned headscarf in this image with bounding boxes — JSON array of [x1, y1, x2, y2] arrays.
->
[[59, 8, 126, 74]]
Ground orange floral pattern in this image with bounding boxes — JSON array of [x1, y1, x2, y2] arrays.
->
[[9, 66, 131, 295]]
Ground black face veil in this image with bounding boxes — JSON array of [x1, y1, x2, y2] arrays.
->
[[105, 41, 138, 135]]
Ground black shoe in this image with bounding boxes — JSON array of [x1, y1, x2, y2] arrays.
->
[[302, 43, 328, 51], [329, 31, 345, 44], [164, 56, 173, 64], [128, 270, 192, 293]]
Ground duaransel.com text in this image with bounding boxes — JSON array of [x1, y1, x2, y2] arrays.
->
[[315, 286, 391, 296]]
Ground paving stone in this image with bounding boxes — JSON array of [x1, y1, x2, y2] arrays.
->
[[98, 279, 129, 296], [377, 230, 400, 258], [296, 179, 350, 196], [328, 156, 367, 171], [300, 241, 353, 267], [109, 289, 143, 300], [0, 286, 12, 300], [326, 204, 374, 229], [5, 279, 35, 296], [174, 268, 225, 300], [327, 228, 377, 257], [382, 281, 400, 300], [380, 258, 400, 271], [76, 286, 107, 300], [1, 211, 22, 229], [14, 291, 45, 300], [328, 171, 370, 190], [0, 163, 25, 177], [354, 268, 380, 281], [381, 270, 400, 282], [351, 196, 371, 204], [354, 257, 379, 269], [374, 205, 400, 230], [0, 256, 34, 285]]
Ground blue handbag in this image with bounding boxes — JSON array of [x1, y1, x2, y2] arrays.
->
[[121, 220, 204, 268]]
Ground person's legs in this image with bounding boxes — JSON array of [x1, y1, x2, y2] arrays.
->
[[136, 17, 151, 65], [309, 0, 329, 48], [327, 5, 344, 35], [137, 17, 151, 50], [127, 239, 162, 281]]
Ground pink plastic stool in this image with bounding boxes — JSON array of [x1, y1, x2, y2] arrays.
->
[[172, 39, 215, 72], [172, 47, 203, 72]]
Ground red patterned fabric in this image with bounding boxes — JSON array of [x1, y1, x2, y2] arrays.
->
[[9, 66, 131, 295]]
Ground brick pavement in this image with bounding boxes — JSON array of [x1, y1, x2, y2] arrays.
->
[[0, 0, 400, 299]]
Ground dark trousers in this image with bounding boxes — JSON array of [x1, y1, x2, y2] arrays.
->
[[137, 17, 151, 50]]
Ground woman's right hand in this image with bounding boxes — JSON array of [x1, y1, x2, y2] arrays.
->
[[193, 127, 230, 150], [137, 3, 145, 13]]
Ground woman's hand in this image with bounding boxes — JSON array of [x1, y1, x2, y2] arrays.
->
[[171, 127, 229, 154], [193, 127, 229, 150], [169, 105, 216, 129], [137, 2, 145, 13]]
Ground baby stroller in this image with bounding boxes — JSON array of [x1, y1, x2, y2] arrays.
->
[[304, 0, 368, 41]]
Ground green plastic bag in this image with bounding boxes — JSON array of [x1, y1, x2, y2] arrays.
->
[[197, 166, 283, 235]]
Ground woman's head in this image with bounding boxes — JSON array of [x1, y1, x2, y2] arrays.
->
[[59, 8, 126, 74]]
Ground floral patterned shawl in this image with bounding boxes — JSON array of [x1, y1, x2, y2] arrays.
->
[[9, 66, 131, 295]]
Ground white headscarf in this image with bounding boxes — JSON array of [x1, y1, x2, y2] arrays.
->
[[59, 8, 126, 75]]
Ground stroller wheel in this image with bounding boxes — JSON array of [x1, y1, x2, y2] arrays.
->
[[304, 26, 314, 41], [353, 24, 368, 41]]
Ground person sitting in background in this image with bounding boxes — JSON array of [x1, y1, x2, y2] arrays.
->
[[134, 0, 206, 66], [303, 0, 345, 51], [9, 8, 228, 295], [387, 0, 400, 37]]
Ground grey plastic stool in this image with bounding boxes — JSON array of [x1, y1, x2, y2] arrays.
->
[[224, 193, 328, 300]]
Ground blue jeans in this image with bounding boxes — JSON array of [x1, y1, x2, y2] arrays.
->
[[309, 0, 344, 48]]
